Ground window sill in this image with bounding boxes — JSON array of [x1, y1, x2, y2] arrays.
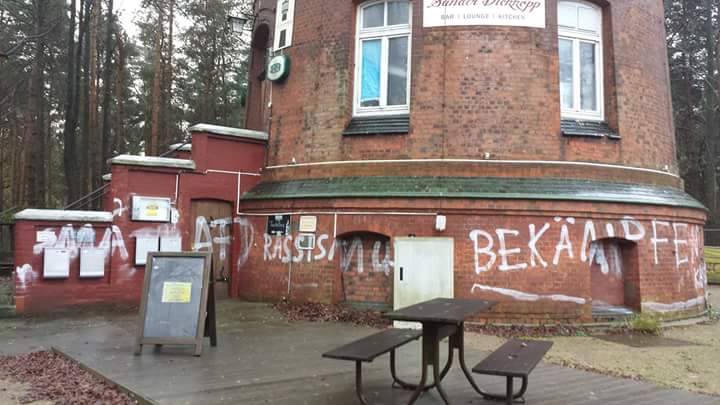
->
[[561, 119, 620, 140], [343, 115, 410, 136]]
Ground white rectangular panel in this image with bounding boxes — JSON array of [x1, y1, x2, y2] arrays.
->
[[131, 196, 172, 222], [393, 238, 454, 329], [160, 237, 182, 252], [135, 236, 159, 266], [44, 248, 71, 278], [80, 248, 107, 278], [423, 0, 546, 29]]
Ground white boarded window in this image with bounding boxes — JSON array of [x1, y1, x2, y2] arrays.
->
[[558, 1, 603, 121], [354, 0, 412, 116], [274, 0, 295, 50]]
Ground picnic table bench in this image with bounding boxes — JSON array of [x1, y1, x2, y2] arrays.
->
[[323, 328, 423, 405], [473, 339, 554, 405]]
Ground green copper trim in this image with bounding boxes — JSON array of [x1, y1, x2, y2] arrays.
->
[[241, 176, 706, 210]]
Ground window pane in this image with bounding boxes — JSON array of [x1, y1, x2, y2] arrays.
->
[[388, 1, 409, 25], [578, 6, 600, 33], [580, 42, 597, 111], [558, 3, 577, 29], [281, 0, 289, 21], [387, 36, 408, 106], [361, 40, 381, 107], [363, 3, 384, 28], [559, 39, 574, 110]]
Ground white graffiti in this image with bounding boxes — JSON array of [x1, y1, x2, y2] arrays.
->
[[113, 198, 127, 218], [471, 284, 587, 305], [16, 264, 36, 289], [32, 224, 128, 260], [192, 216, 233, 262], [260, 232, 392, 274], [469, 216, 703, 274], [235, 217, 255, 267], [641, 296, 706, 313]]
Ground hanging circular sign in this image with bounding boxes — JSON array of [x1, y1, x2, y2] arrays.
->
[[267, 54, 291, 82]]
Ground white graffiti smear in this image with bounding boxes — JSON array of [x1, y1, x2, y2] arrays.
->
[[32, 224, 128, 261], [16, 264, 36, 289], [641, 296, 706, 313], [469, 217, 703, 275], [235, 217, 255, 267], [471, 284, 587, 305]]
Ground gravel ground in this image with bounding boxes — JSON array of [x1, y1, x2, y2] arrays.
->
[[0, 351, 137, 404], [465, 286, 720, 397]]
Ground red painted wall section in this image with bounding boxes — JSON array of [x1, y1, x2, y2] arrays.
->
[[14, 126, 267, 313], [13, 218, 136, 313]]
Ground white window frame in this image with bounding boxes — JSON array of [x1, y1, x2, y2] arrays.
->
[[558, 1, 604, 122], [353, 0, 412, 117], [273, 0, 295, 50]]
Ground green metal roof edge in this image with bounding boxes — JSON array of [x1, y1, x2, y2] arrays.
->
[[241, 177, 706, 210]]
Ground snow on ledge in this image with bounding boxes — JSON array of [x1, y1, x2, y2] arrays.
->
[[168, 143, 192, 152], [188, 123, 268, 142], [102, 173, 112, 181], [110, 154, 196, 170], [15, 209, 114, 223]]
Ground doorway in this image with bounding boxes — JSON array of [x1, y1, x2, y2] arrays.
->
[[191, 200, 234, 299], [394, 237, 454, 328], [589, 238, 638, 318]]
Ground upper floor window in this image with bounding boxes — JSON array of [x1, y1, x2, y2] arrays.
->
[[558, 1, 603, 121], [354, 0, 412, 116], [274, 0, 295, 50]]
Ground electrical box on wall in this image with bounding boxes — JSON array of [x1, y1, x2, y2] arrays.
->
[[44, 248, 71, 278], [132, 196, 172, 222], [80, 248, 107, 278]]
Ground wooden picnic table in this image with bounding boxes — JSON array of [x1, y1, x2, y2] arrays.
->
[[383, 298, 497, 405]]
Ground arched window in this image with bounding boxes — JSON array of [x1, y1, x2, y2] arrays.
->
[[354, 0, 412, 116], [558, 1, 603, 121]]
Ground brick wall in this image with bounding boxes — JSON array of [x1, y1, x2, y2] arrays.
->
[[235, 197, 707, 323], [14, 128, 267, 313], [248, 0, 677, 174]]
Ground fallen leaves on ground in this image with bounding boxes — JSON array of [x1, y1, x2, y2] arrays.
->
[[0, 351, 137, 404], [273, 302, 391, 329]]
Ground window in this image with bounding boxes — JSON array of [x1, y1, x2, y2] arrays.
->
[[354, 0, 412, 116], [558, 1, 603, 121], [274, 0, 295, 50]]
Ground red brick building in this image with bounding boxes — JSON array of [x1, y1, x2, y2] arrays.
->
[[237, 0, 708, 322], [12, 0, 709, 323]]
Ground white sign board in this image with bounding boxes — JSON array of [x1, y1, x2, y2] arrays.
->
[[132, 196, 172, 222], [80, 248, 107, 278], [44, 248, 71, 278], [160, 236, 183, 253], [423, 0, 546, 29], [298, 216, 317, 233], [36, 231, 56, 243], [135, 236, 160, 266]]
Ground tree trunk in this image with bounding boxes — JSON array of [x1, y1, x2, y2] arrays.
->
[[149, 1, 164, 156], [80, 0, 92, 198], [24, 0, 47, 208], [62, 0, 82, 204], [113, 31, 126, 155], [87, 0, 101, 197], [100, 0, 114, 177], [702, 0, 719, 221]]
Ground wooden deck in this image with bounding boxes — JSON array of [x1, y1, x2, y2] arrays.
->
[[35, 301, 719, 405]]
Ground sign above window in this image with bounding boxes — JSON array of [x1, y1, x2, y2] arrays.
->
[[423, 0, 546, 29]]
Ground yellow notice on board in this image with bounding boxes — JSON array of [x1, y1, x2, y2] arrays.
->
[[161, 282, 192, 303]]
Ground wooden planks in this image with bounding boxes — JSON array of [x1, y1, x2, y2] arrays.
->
[[322, 328, 422, 362], [473, 339, 554, 377], [383, 298, 497, 324]]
